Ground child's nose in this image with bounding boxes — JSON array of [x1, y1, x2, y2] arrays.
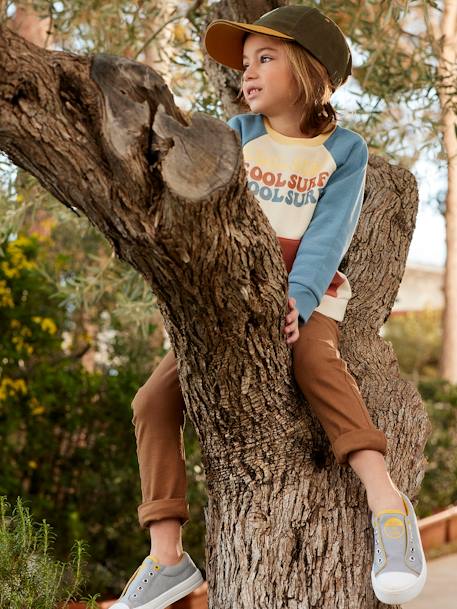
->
[[243, 63, 258, 80]]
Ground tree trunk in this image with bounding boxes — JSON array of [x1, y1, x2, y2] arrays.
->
[[0, 24, 430, 609], [439, 0, 457, 382]]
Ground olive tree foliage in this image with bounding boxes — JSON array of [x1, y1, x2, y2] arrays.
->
[[0, 0, 211, 343], [0, 0, 453, 350], [320, 1, 456, 381], [329, 0, 452, 165]]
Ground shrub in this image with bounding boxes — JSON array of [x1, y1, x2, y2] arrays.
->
[[0, 359, 207, 596], [382, 309, 442, 381], [0, 495, 99, 609], [416, 378, 457, 517], [0, 233, 207, 596]]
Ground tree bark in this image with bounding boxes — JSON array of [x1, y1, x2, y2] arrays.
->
[[0, 24, 430, 609]]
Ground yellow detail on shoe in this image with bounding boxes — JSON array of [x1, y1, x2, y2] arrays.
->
[[401, 496, 409, 515], [395, 488, 410, 516], [148, 554, 160, 563], [154, 564, 161, 571], [120, 563, 142, 598], [383, 517, 405, 539], [376, 509, 406, 517]]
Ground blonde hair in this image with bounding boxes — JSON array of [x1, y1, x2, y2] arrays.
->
[[236, 36, 338, 137]]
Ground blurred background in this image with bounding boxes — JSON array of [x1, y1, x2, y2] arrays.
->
[[0, 0, 455, 607]]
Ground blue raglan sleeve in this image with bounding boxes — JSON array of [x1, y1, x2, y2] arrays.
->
[[288, 136, 369, 325]]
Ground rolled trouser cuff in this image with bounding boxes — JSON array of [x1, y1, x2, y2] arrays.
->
[[333, 429, 388, 465], [138, 498, 190, 529]]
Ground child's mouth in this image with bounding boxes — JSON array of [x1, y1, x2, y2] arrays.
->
[[247, 88, 262, 99]]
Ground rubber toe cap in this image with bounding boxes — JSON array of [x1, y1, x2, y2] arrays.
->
[[376, 571, 418, 590]]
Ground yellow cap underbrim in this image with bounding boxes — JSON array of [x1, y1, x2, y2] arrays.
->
[[203, 20, 294, 71]]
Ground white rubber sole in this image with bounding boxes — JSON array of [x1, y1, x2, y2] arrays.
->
[[371, 492, 427, 604], [137, 569, 204, 609], [371, 562, 427, 604]]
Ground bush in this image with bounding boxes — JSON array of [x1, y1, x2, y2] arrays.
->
[[416, 378, 457, 517], [0, 495, 99, 609], [0, 233, 207, 596], [0, 359, 207, 596], [382, 309, 442, 381], [383, 311, 457, 515]]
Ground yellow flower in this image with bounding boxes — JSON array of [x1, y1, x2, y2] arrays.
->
[[29, 397, 45, 415], [28, 460, 38, 470], [42, 318, 57, 335], [10, 235, 32, 248], [12, 335, 26, 353], [2, 238, 37, 275], [11, 324, 34, 354], [32, 316, 58, 335], [14, 341, 30, 355], [0, 261, 20, 278], [0, 280, 14, 308], [13, 378, 27, 395], [0, 377, 28, 401]]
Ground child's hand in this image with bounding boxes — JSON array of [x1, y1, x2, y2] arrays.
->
[[284, 297, 300, 345]]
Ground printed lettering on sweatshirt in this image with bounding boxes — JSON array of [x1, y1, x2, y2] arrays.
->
[[241, 130, 336, 240], [226, 113, 369, 324]]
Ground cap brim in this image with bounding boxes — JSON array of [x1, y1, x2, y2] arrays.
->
[[203, 20, 294, 71]]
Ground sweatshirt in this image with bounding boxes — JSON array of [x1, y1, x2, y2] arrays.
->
[[226, 113, 369, 324]]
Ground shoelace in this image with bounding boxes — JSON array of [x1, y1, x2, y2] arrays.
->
[[120, 554, 161, 598]]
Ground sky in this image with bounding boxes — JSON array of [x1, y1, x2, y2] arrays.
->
[[406, 156, 446, 268], [332, 47, 447, 271], [407, 199, 445, 268]]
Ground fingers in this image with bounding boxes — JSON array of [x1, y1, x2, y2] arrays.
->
[[285, 306, 299, 324], [284, 296, 299, 344], [286, 327, 300, 345], [284, 323, 299, 338], [284, 319, 299, 342]]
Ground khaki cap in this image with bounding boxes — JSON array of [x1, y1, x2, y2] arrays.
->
[[204, 5, 352, 90]]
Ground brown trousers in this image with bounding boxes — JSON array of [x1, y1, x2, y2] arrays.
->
[[131, 310, 387, 529]]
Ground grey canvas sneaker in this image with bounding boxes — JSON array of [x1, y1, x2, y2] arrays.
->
[[110, 552, 204, 609], [371, 490, 427, 604]]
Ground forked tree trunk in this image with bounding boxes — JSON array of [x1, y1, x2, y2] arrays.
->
[[0, 24, 430, 609]]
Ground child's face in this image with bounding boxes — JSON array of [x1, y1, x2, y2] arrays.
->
[[241, 33, 300, 118]]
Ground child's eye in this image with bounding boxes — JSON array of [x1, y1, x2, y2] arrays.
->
[[242, 55, 272, 70]]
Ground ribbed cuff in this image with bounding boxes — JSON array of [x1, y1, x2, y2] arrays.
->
[[288, 283, 319, 325]]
